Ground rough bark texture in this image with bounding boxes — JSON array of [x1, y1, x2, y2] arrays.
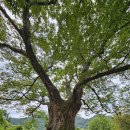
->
[[46, 99, 82, 130]]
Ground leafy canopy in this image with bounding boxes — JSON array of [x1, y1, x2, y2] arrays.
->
[[0, 0, 130, 114]]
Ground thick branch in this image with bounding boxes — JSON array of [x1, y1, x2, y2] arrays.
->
[[119, 21, 130, 30], [0, 5, 22, 37], [74, 64, 130, 94], [30, 0, 57, 6], [0, 43, 27, 57], [22, 1, 61, 102]]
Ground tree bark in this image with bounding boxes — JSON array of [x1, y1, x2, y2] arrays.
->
[[46, 98, 82, 130]]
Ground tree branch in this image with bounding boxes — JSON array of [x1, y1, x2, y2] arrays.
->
[[0, 5, 22, 37], [81, 99, 99, 114], [119, 21, 130, 30], [0, 90, 49, 106], [23, 76, 40, 95], [21, 94, 49, 105], [113, 50, 130, 69], [0, 43, 27, 57], [27, 103, 41, 118], [74, 64, 130, 93], [87, 85, 111, 113], [22, 2, 61, 102], [30, 0, 57, 6]]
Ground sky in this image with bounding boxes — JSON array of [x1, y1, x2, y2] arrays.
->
[[6, 107, 92, 119], [0, 103, 92, 119]]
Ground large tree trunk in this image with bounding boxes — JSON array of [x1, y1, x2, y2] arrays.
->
[[46, 98, 82, 130]]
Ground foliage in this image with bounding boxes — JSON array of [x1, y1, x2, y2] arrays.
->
[[87, 115, 114, 130], [0, 109, 40, 130], [0, 109, 24, 130], [10, 115, 87, 130], [87, 114, 130, 130], [0, 0, 130, 128], [33, 110, 48, 127], [113, 114, 130, 130]]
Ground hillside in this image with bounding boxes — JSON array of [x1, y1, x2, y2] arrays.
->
[[9, 116, 88, 130]]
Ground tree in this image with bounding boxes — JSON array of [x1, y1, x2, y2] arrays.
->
[[113, 113, 130, 130], [0, 109, 24, 130], [0, 109, 9, 129], [87, 115, 114, 130], [0, 0, 130, 130]]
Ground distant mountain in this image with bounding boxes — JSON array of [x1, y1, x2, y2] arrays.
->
[[9, 117, 45, 130], [75, 116, 88, 128], [9, 116, 88, 130]]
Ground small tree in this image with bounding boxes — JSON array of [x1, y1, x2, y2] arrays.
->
[[87, 115, 114, 130], [0, 110, 24, 130], [113, 114, 130, 130]]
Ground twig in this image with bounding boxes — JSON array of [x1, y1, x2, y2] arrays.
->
[[0, 42, 27, 57], [0, 5, 22, 37]]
